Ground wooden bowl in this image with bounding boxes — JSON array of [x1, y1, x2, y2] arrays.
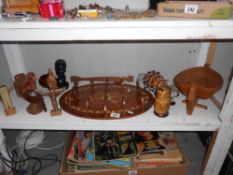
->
[[174, 66, 223, 115], [174, 66, 223, 99]]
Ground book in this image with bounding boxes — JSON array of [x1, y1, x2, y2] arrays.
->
[[69, 157, 132, 173], [103, 158, 132, 168], [134, 160, 179, 167], [133, 131, 165, 154], [94, 131, 122, 160], [137, 149, 183, 163], [67, 132, 79, 163], [67, 131, 95, 163], [158, 132, 179, 150], [115, 131, 137, 158], [135, 132, 183, 166]]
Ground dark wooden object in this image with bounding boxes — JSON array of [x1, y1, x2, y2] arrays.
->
[[23, 89, 47, 115], [59, 75, 153, 119], [39, 74, 49, 88], [174, 65, 223, 115], [55, 59, 69, 89]]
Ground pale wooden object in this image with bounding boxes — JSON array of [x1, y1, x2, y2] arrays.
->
[[0, 85, 16, 116], [46, 69, 61, 116], [205, 42, 216, 67]]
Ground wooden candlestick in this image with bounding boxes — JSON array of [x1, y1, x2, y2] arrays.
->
[[23, 89, 47, 115], [0, 85, 16, 116], [46, 69, 61, 116]]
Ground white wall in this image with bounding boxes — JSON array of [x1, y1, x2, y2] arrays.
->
[[212, 42, 233, 80], [0, 0, 148, 10], [212, 42, 233, 102], [0, 45, 11, 84], [64, 0, 149, 10], [21, 42, 199, 88]]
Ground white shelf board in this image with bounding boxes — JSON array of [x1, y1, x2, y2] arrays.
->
[[1, 15, 233, 41], [0, 90, 221, 131]]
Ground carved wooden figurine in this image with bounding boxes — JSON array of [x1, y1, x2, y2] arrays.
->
[[55, 59, 69, 89], [143, 70, 171, 117], [46, 69, 61, 116], [0, 85, 16, 116]]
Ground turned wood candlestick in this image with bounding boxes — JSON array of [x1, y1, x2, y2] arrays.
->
[[0, 85, 16, 116], [23, 89, 47, 115]]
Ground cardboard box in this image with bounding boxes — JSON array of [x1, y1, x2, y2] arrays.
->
[[157, 1, 232, 19], [4, 0, 40, 13], [60, 132, 189, 175]]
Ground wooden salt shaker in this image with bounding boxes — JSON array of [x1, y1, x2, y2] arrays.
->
[[154, 85, 171, 117]]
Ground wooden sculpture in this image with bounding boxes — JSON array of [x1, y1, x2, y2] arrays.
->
[[55, 59, 69, 89], [0, 85, 16, 116], [59, 75, 153, 119], [143, 70, 171, 117], [14, 72, 37, 97], [46, 69, 61, 116]]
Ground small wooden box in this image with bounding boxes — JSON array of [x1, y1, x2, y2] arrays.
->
[[3, 0, 40, 13]]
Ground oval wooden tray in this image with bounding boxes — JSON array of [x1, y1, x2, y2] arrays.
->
[[59, 83, 153, 120]]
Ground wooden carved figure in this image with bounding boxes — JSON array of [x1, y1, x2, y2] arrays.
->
[[143, 70, 171, 117], [55, 59, 69, 89], [0, 85, 16, 116], [46, 69, 61, 116]]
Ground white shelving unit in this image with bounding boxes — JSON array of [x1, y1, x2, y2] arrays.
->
[[0, 14, 233, 175], [0, 15, 233, 41], [0, 91, 221, 131]]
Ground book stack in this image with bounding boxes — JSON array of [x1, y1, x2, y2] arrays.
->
[[134, 132, 183, 167], [66, 131, 183, 172]]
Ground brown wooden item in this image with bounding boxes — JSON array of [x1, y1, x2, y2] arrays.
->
[[23, 89, 47, 115], [0, 85, 16, 116], [174, 65, 223, 115], [39, 74, 49, 88], [3, 0, 40, 13], [46, 69, 61, 116], [154, 85, 171, 117], [14, 72, 37, 97], [143, 70, 171, 117], [59, 76, 154, 119]]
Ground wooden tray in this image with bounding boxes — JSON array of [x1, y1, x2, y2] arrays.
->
[[59, 76, 153, 120]]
